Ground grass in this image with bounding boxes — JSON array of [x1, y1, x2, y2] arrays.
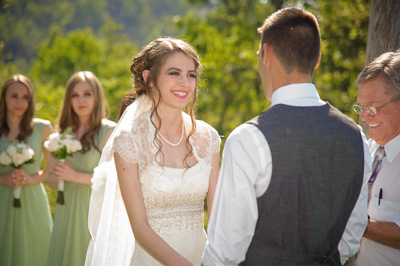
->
[[44, 183, 57, 217]]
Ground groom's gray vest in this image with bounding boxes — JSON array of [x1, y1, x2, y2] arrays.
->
[[241, 103, 364, 266]]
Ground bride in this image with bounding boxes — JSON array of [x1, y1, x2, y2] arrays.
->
[[85, 37, 221, 265]]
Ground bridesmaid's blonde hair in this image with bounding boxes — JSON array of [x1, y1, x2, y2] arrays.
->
[[58, 71, 106, 153]]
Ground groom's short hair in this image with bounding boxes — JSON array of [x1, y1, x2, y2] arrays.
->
[[258, 7, 321, 75]]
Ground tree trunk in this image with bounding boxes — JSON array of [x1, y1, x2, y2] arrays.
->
[[366, 0, 400, 64], [361, 0, 400, 137]]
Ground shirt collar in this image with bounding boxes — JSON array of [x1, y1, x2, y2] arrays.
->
[[370, 134, 400, 163], [271, 83, 325, 107], [384, 134, 400, 163]]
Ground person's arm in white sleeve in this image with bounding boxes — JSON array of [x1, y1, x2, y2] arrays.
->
[[202, 124, 272, 266], [338, 126, 372, 264]]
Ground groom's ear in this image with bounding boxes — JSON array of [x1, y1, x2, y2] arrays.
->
[[314, 53, 321, 70]]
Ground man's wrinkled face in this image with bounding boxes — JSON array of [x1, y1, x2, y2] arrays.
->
[[357, 77, 400, 145]]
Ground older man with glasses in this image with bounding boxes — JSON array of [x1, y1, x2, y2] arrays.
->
[[354, 50, 400, 266]]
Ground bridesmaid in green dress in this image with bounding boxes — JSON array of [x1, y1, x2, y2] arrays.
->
[[0, 75, 53, 266], [46, 71, 115, 266]]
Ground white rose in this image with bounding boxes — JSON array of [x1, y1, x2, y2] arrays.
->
[[63, 139, 81, 153], [12, 153, 26, 167], [72, 140, 82, 152], [45, 139, 61, 152], [16, 143, 26, 150], [22, 148, 34, 160], [48, 133, 61, 141], [0, 151, 12, 165], [7, 145, 17, 157], [68, 145, 78, 153], [60, 139, 72, 153]]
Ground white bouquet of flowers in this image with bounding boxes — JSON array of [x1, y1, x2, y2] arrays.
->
[[0, 141, 35, 208], [44, 128, 82, 205]]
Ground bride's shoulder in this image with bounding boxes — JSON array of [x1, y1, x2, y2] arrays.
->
[[194, 118, 219, 138], [114, 110, 151, 142], [117, 110, 152, 135], [133, 109, 151, 126], [190, 118, 221, 156], [185, 115, 220, 150]]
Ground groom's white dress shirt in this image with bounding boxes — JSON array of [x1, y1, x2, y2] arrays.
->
[[202, 83, 372, 266]]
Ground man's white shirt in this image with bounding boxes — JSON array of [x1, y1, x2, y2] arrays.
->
[[356, 134, 400, 266], [202, 83, 372, 265]]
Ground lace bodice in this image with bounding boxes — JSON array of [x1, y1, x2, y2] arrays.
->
[[141, 164, 208, 232], [113, 110, 220, 232]]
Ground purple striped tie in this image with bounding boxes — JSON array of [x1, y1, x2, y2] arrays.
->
[[369, 146, 385, 184]]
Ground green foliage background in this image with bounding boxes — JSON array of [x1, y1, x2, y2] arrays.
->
[[1, 0, 370, 216]]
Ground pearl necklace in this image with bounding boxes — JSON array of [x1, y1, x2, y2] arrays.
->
[[158, 121, 185, 147]]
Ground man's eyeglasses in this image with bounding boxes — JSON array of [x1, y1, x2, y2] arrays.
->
[[353, 95, 400, 116]]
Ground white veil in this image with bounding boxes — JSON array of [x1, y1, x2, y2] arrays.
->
[[85, 94, 152, 266]]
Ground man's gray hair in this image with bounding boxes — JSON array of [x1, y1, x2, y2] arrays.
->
[[357, 49, 400, 98]]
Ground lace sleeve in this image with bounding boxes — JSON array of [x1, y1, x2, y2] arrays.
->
[[113, 131, 138, 163], [191, 118, 221, 161], [210, 126, 221, 154]]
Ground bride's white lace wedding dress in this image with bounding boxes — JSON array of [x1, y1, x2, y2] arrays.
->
[[85, 96, 220, 266], [114, 110, 220, 265], [128, 163, 210, 265]]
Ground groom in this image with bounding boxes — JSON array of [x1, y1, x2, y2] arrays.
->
[[202, 7, 371, 265]]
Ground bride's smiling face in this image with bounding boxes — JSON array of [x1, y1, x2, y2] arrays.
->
[[152, 52, 197, 111]]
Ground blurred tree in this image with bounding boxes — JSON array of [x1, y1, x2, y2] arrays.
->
[[306, 0, 370, 121], [64, 0, 107, 33], [105, 0, 210, 45], [29, 26, 101, 123], [31, 27, 102, 86], [0, 0, 75, 62], [30, 20, 137, 124], [0, 0, 203, 66], [97, 18, 138, 122]]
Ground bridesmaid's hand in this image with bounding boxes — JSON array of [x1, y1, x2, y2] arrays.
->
[[52, 161, 77, 182], [8, 169, 26, 188], [17, 169, 35, 185], [4, 171, 18, 188]]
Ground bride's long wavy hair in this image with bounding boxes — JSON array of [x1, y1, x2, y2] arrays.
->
[[129, 37, 203, 167], [0, 74, 35, 141]]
